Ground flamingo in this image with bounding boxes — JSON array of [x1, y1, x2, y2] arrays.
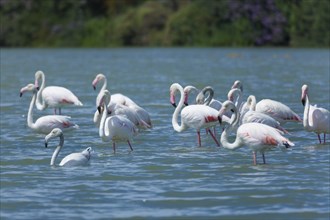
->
[[301, 84, 330, 144], [241, 95, 288, 133], [34, 70, 83, 115], [196, 86, 223, 110], [20, 84, 79, 134], [92, 73, 152, 128], [45, 128, 92, 166], [98, 89, 138, 153], [218, 100, 294, 165], [170, 83, 228, 147], [255, 99, 301, 125]]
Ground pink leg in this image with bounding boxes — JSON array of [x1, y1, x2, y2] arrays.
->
[[253, 151, 257, 165], [127, 140, 134, 151], [207, 128, 220, 147], [197, 131, 202, 147]]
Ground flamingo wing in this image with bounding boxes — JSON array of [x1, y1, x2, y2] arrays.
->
[[59, 152, 90, 166], [35, 115, 78, 134], [43, 86, 83, 107]]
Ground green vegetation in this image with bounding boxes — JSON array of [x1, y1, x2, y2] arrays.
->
[[0, 0, 329, 47]]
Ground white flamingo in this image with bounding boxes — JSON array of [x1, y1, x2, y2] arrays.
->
[[218, 100, 294, 165], [92, 73, 152, 128], [301, 84, 330, 144], [20, 84, 79, 134], [34, 70, 83, 115], [241, 95, 288, 133], [170, 83, 229, 147], [45, 128, 92, 166], [98, 89, 138, 153]]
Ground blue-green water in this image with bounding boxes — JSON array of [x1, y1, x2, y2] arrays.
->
[[1, 48, 329, 219]]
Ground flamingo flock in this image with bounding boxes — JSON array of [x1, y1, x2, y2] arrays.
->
[[19, 71, 329, 166]]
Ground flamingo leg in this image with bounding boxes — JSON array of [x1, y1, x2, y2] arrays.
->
[[252, 151, 257, 165], [59, 108, 62, 115], [323, 133, 326, 144], [112, 142, 116, 153], [127, 140, 134, 151], [207, 128, 220, 147], [317, 134, 322, 144], [197, 131, 202, 147], [262, 153, 266, 164], [54, 108, 57, 115]]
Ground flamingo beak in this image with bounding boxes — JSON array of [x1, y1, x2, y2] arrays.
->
[[20, 92, 23, 97], [97, 106, 102, 114], [184, 102, 189, 106], [218, 116, 222, 124], [93, 85, 96, 90], [45, 142, 48, 148], [171, 103, 177, 108], [301, 97, 306, 106]]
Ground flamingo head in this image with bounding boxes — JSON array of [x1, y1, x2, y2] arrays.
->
[[231, 80, 243, 92], [218, 100, 236, 124], [92, 73, 105, 90], [97, 89, 111, 113], [19, 83, 37, 97], [227, 88, 241, 102], [34, 70, 44, 90], [45, 128, 63, 148], [170, 84, 178, 107], [301, 84, 308, 106]]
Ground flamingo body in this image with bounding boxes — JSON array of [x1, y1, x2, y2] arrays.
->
[[256, 99, 301, 124], [45, 128, 92, 166], [301, 84, 330, 143], [20, 84, 79, 134], [35, 71, 82, 114], [219, 100, 294, 165]]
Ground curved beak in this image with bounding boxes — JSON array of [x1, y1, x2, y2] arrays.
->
[[218, 115, 222, 124], [45, 142, 48, 148], [20, 92, 23, 97], [93, 85, 96, 90], [97, 106, 102, 114]]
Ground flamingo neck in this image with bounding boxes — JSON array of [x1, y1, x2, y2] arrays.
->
[[50, 135, 64, 166], [249, 95, 257, 111], [99, 99, 110, 142], [172, 84, 187, 132], [27, 91, 36, 130], [101, 76, 107, 92], [35, 72, 46, 110], [303, 94, 312, 131], [203, 87, 214, 106], [220, 109, 242, 150]]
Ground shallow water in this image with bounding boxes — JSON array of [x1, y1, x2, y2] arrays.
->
[[1, 48, 329, 219]]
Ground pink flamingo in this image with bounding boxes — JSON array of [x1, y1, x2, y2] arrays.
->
[[45, 128, 92, 166], [170, 83, 228, 147], [34, 70, 83, 115], [92, 73, 152, 128], [301, 84, 330, 144], [218, 100, 294, 165], [98, 89, 138, 153], [20, 84, 79, 134]]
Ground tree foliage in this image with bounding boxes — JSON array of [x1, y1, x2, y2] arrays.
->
[[0, 0, 328, 47]]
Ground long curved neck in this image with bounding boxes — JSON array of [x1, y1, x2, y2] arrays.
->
[[172, 85, 186, 132], [27, 91, 36, 129], [303, 94, 311, 130], [50, 135, 64, 166], [99, 101, 110, 141], [101, 76, 107, 92], [203, 87, 214, 105], [249, 95, 257, 111], [36, 73, 46, 110], [220, 106, 242, 150]]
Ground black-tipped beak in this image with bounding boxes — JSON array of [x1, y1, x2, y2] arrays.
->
[[301, 98, 306, 106], [184, 102, 189, 106], [97, 106, 102, 114], [36, 86, 40, 91], [218, 116, 222, 124], [45, 142, 48, 148], [93, 85, 96, 90], [171, 103, 177, 108], [20, 92, 23, 97]]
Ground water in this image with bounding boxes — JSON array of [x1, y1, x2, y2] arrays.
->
[[1, 48, 329, 219]]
